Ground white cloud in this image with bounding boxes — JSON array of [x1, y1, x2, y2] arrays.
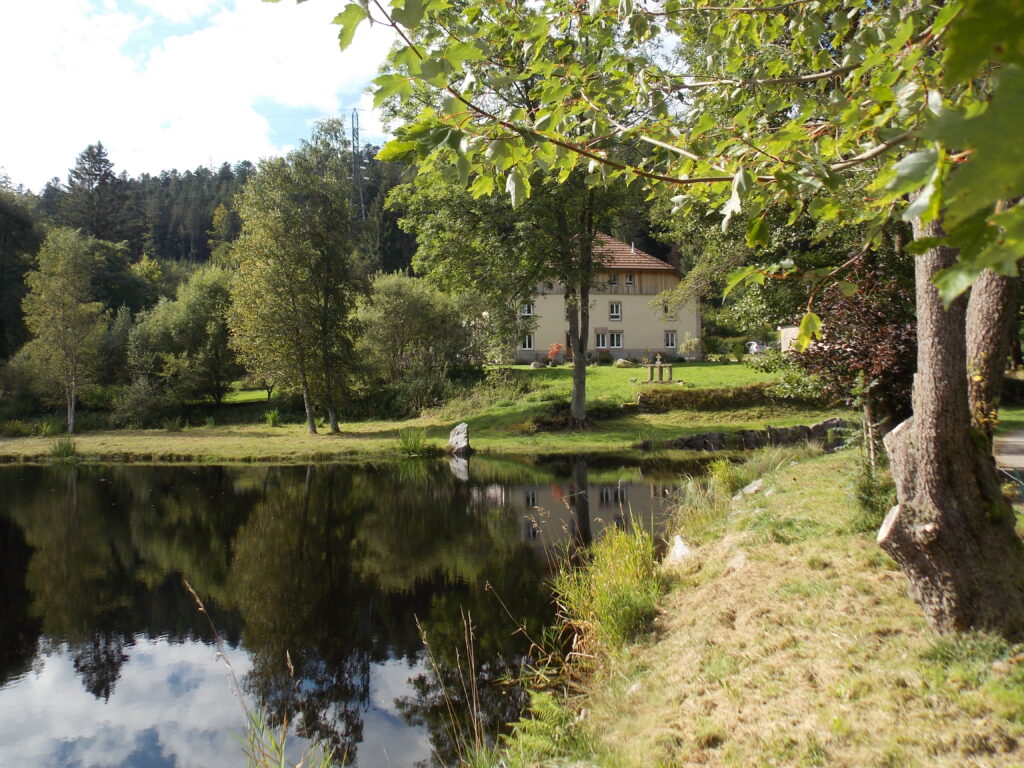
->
[[0, 0, 394, 190], [133, 0, 225, 24]]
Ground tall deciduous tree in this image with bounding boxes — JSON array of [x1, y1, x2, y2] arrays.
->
[[21, 228, 107, 433], [228, 120, 359, 434], [390, 169, 633, 423], [323, 0, 1024, 633]]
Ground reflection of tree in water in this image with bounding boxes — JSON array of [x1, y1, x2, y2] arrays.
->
[[0, 514, 40, 687], [1, 464, 254, 699], [71, 631, 129, 701], [0, 460, 556, 762], [228, 463, 553, 765]]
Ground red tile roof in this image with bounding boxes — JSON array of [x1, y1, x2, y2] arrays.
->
[[593, 233, 676, 272]]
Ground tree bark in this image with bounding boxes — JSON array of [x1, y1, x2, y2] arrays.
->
[[567, 284, 590, 426], [880, 220, 1024, 635], [66, 379, 76, 435], [298, 356, 317, 435], [966, 270, 1018, 443]]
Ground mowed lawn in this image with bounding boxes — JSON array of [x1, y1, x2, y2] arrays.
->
[[0, 362, 847, 463]]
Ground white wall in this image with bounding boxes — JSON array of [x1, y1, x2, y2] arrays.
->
[[516, 291, 701, 362]]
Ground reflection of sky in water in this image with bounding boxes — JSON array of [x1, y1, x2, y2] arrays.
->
[[0, 638, 431, 768]]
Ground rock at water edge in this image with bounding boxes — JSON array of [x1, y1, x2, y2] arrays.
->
[[665, 535, 693, 565], [449, 422, 472, 457]]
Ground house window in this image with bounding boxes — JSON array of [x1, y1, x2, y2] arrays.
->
[[522, 334, 534, 350], [609, 302, 622, 321], [625, 273, 635, 286], [595, 332, 607, 348], [609, 332, 623, 348], [608, 274, 618, 286], [525, 489, 538, 508], [665, 330, 677, 348], [521, 302, 533, 316]]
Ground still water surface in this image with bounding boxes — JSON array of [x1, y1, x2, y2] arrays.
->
[[0, 458, 678, 767]]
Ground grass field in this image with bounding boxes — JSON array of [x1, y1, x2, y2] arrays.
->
[[0, 362, 847, 463], [492, 448, 1024, 767]]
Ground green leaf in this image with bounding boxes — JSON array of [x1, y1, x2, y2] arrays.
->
[[902, 150, 945, 225], [745, 216, 769, 248], [469, 173, 495, 198], [390, 0, 425, 28], [723, 265, 758, 299], [333, 3, 368, 52], [933, 262, 983, 304], [886, 148, 938, 197], [836, 280, 858, 297], [943, 0, 1024, 85], [793, 312, 822, 352], [418, 58, 449, 86], [926, 66, 1024, 227], [376, 140, 418, 163], [444, 41, 486, 68], [372, 74, 412, 109]]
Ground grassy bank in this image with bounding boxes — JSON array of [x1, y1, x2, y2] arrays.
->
[[0, 363, 846, 463], [490, 448, 1024, 767]]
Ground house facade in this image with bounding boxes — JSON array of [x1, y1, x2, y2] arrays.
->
[[515, 234, 700, 363]]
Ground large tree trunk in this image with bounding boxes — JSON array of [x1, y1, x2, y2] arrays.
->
[[880, 221, 1024, 635], [566, 284, 590, 426], [966, 270, 1018, 443]]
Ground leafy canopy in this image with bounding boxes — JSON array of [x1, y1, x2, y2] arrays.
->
[[305, 0, 1024, 339]]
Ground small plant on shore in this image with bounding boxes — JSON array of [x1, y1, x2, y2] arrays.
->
[[161, 416, 183, 432], [264, 408, 281, 427], [204, 416, 215, 428], [49, 436, 77, 459], [554, 527, 660, 655], [397, 426, 426, 455], [849, 457, 896, 533], [36, 416, 62, 436]]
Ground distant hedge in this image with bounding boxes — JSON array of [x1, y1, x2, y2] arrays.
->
[[635, 383, 778, 412]]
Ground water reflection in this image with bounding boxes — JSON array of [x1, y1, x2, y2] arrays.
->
[[0, 458, 674, 767]]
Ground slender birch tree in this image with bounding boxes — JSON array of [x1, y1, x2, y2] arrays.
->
[[22, 228, 106, 433]]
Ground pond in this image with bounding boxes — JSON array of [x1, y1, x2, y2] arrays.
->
[[0, 457, 681, 768]]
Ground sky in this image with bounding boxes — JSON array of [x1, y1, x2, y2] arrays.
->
[[0, 0, 395, 192]]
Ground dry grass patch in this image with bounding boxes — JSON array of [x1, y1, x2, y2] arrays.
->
[[579, 449, 1024, 767]]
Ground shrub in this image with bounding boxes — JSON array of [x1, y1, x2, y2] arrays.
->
[[35, 417, 62, 436], [546, 342, 565, 364], [264, 408, 281, 427], [746, 348, 787, 373], [596, 350, 613, 365], [0, 420, 33, 437], [113, 377, 178, 428], [161, 416, 183, 432]]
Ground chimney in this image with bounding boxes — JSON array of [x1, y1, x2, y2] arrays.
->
[[630, 241, 635, 254]]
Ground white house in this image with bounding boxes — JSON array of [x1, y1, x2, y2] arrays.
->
[[515, 234, 700, 363]]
